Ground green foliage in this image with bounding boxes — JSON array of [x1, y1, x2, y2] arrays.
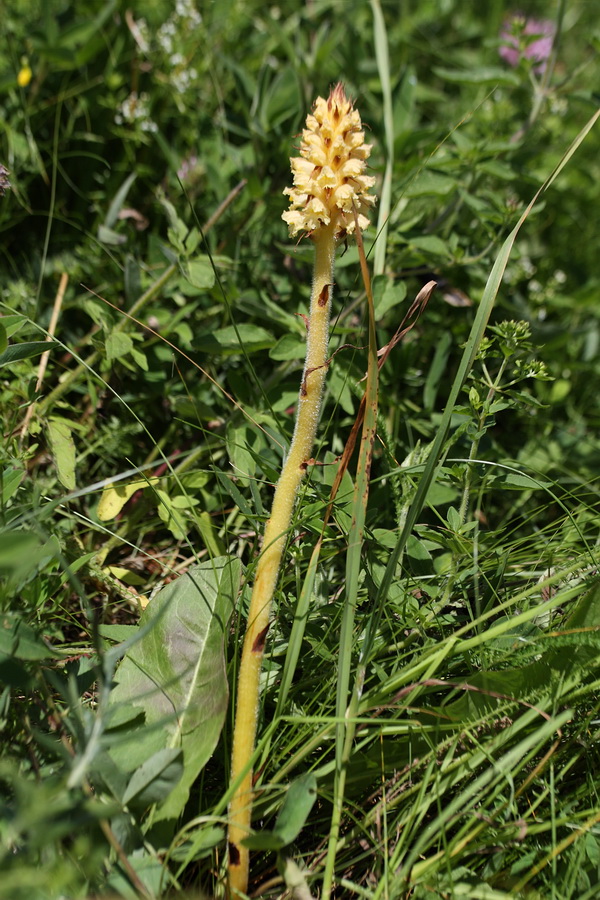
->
[[108, 557, 241, 822], [243, 773, 317, 852], [1, 0, 600, 898]]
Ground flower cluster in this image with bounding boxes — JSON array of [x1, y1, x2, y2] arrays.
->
[[114, 91, 158, 133], [499, 15, 555, 74], [282, 83, 376, 240], [135, 1, 202, 98], [177, 153, 199, 182]]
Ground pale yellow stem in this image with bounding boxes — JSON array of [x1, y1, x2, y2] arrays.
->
[[227, 223, 336, 897]]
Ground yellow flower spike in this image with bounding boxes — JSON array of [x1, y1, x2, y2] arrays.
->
[[227, 84, 376, 898], [282, 82, 376, 240]]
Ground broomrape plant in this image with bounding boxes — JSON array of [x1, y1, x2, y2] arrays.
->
[[227, 83, 376, 897]]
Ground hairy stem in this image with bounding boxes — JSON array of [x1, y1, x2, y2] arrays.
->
[[227, 223, 336, 897]]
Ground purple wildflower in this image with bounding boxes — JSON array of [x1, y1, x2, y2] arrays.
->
[[499, 15, 555, 74], [177, 154, 199, 183]]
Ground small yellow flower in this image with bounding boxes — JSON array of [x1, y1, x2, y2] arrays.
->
[[17, 65, 32, 88], [282, 82, 376, 240]]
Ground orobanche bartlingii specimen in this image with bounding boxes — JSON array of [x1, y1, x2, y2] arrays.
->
[[228, 83, 376, 897]]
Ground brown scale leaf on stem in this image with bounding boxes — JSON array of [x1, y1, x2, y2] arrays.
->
[[251, 624, 270, 654]]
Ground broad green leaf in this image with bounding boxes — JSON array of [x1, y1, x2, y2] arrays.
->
[[479, 160, 516, 181], [1, 466, 24, 504], [322, 452, 355, 513], [105, 331, 134, 361], [550, 378, 571, 402], [183, 255, 216, 290], [446, 506, 462, 531], [122, 747, 183, 809], [100, 624, 139, 642], [129, 346, 148, 371], [180, 472, 211, 490], [485, 618, 543, 654], [0, 531, 41, 570], [226, 421, 261, 486], [328, 363, 356, 415], [408, 235, 451, 258], [406, 534, 433, 563], [373, 277, 407, 320], [110, 556, 242, 821], [0, 315, 27, 338], [0, 322, 6, 353], [243, 774, 318, 851], [502, 473, 551, 490], [425, 481, 458, 507], [82, 297, 115, 328], [194, 324, 274, 355], [0, 612, 53, 660], [104, 566, 146, 586], [269, 334, 305, 360], [0, 340, 58, 368], [195, 510, 225, 557], [93, 750, 129, 802], [104, 702, 145, 732], [47, 417, 76, 491], [98, 476, 160, 521], [156, 488, 189, 540], [404, 171, 456, 198]]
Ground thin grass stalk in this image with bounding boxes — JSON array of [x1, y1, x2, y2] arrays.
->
[[371, 0, 394, 277], [321, 211, 379, 899], [388, 710, 571, 895]]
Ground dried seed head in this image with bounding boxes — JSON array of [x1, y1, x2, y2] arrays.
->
[[282, 83, 376, 240]]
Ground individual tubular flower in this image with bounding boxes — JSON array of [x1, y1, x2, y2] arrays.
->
[[227, 84, 376, 899], [282, 82, 376, 239]]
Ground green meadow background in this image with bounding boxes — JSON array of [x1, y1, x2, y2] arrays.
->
[[1, 1, 599, 898]]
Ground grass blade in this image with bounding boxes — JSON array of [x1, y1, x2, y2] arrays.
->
[[321, 208, 380, 899]]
